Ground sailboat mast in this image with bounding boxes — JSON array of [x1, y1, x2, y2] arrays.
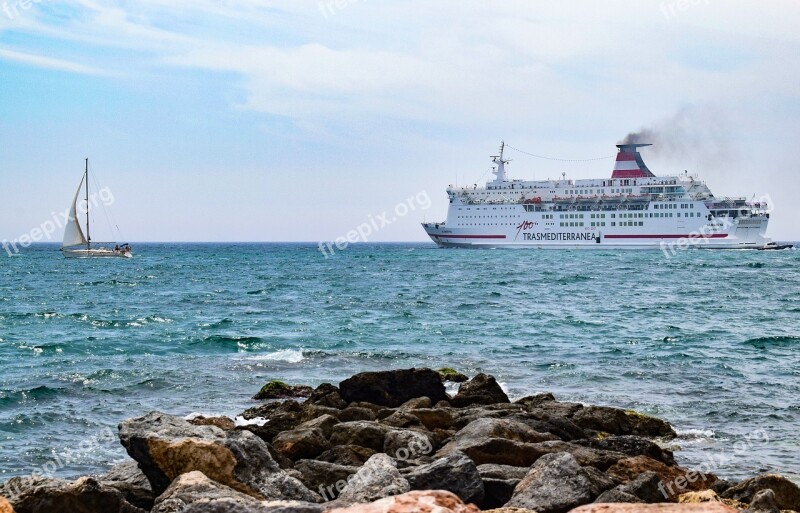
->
[[85, 158, 90, 250]]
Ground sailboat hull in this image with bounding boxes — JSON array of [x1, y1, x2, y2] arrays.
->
[[61, 247, 132, 259]]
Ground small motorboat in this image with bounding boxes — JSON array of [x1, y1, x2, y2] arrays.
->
[[757, 241, 794, 251]]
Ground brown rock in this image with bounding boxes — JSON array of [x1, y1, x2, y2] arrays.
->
[[570, 504, 740, 513], [327, 490, 479, 513], [339, 407, 377, 422], [306, 383, 348, 409], [720, 474, 800, 511], [188, 416, 236, 431], [0, 498, 13, 513], [679, 490, 723, 503], [606, 456, 717, 501], [119, 411, 317, 502], [407, 409, 455, 431], [0, 475, 144, 513], [317, 445, 376, 467], [252, 381, 313, 401], [451, 374, 510, 407], [330, 421, 390, 452], [272, 427, 331, 461], [295, 414, 339, 439], [400, 397, 433, 409]]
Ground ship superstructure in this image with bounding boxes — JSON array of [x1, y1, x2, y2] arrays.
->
[[422, 142, 771, 250]]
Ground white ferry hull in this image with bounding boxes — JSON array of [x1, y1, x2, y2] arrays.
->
[[423, 217, 769, 250]]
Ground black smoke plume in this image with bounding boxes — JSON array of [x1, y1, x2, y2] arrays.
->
[[620, 104, 731, 164]]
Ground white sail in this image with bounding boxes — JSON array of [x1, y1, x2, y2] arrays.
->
[[62, 175, 88, 248]]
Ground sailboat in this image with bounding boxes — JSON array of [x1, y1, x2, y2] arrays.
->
[[61, 159, 132, 259]]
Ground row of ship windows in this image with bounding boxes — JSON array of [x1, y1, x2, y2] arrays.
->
[[458, 212, 701, 222], [560, 222, 646, 227], [565, 188, 634, 195], [559, 212, 701, 219], [654, 203, 694, 209], [457, 215, 522, 219]]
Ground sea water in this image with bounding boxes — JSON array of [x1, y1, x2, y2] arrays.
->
[[0, 243, 798, 483]]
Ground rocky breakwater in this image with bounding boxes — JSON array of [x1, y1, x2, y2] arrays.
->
[[1, 367, 798, 513]]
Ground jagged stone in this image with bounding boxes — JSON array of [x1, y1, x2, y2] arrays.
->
[[330, 422, 390, 452], [404, 451, 484, 505], [333, 454, 410, 506], [721, 474, 800, 511], [339, 369, 448, 408], [97, 460, 155, 510], [450, 374, 509, 407], [0, 475, 144, 513], [118, 411, 318, 502], [506, 452, 608, 513]]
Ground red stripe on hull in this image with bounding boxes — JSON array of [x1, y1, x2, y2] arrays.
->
[[434, 234, 507, 239], [604, 234, 729, 239]]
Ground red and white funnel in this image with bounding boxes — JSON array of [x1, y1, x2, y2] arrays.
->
[[612, 144, 655, 179]]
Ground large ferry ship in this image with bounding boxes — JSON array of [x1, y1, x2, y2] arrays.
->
[[422, 142, 774, 250]]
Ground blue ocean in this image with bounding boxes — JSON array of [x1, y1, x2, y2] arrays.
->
[[1, 243, 798, 484]]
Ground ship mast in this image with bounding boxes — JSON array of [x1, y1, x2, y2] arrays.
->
[[491, 141, 510, 183], [85, 158, 90, 251]]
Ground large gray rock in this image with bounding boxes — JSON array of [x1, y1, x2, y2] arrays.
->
[[333, 454, 410, 506], [151, 471, 261, 513], [183, 500, 323, 513], [476, 464, 530, 508], [572, 406, 676, 438], [721, 473, 800, 511], [118, 411, 318, 502], [441, 437, 548, 467], [476, 464, 529, 481], [0, 475, 145, 513], [507, 411, 587, 441], [338, 368, 448, 407], [745, 489, 781, 513], [505, 452, 609, 513], [293, 460, 358, 501], [305, 384, 348, 410], [317, 445, 376, 467], [97, 460, 155, 510], [575, 435, 675, 466], [272, 428, 331, 461], [450, 373, 509, 407], [152, 472, 325, 513], [329, 421, 390, 452], [437, 418, 558, 460], [404, 451, 484, 505], [592, 471, 662, 503], [405, 408, 455, 431], [383, 429, 434, 461]]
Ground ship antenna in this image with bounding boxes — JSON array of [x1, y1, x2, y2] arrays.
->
[[491, 140, 511, 183]]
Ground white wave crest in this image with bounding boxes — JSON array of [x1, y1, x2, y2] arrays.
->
[[235, 416, 268, 427], [246, 349, 305, 363], [677, 428, 715, 438]]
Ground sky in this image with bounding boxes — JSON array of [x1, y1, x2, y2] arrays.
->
[[1, 1, 799, 243]]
